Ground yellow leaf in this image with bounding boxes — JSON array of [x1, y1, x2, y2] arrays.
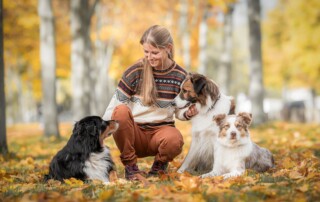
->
[[289, 171, 304, 180], [296, 184, 309, 192], [0, 169, 6, 175], [282, 158, 296, 169], [64, 178, 84, 186], [174, 175, 201, 192], [47, 179, 61, 187], [3, 177, 13, 183]]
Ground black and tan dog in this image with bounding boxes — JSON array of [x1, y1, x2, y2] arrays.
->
[[44, 116, 118, 184]]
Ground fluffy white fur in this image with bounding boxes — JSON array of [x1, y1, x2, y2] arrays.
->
[[175, 73, 234, 174], [201, 113, 274, 179], [176, 95, 234, 173], [84, 147, 114, 185], [201, 115, 252, 179]]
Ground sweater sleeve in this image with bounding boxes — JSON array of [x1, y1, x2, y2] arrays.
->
[[102, 64, 141, 120], [102, 93, 123, 120]]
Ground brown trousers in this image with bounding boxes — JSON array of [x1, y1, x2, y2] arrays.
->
[[111, 104, 184, 166]]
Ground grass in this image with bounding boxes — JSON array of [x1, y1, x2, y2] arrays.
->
[[1, 121, 320, 201]]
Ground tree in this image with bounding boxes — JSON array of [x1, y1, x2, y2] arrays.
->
[[216, 4, 234, 94], [178, 0, 191, 70], [90, 1, 115, 116], [263, 0, 320, 92], [247, 0, 265, 125], [198, 5, 209, 75], [38, 0, 60, 138], [70, 0, 98, 120], [0, 0, 8, 154]]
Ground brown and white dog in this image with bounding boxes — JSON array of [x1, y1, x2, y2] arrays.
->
[[201, 113, 274, 179], [175, 72, 235, 174]]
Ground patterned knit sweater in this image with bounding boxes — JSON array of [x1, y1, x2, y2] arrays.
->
[[103, 60, 188, 124]]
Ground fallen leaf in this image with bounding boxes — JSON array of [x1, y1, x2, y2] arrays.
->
[[289, 171, 304, 180], [99, 189, 114, 200], [296, 184, 309, 192], [64, 178, 84, 186]]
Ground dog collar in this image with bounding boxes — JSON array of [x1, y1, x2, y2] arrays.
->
[[207, 94, 221, 113]]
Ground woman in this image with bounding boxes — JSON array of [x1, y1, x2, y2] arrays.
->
[[103, 25, 198, 181]]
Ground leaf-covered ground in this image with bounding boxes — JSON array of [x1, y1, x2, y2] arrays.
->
[[1, 121, 320, 201]]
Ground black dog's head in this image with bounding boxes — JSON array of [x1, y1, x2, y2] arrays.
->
[[70, 116, 119, 154]]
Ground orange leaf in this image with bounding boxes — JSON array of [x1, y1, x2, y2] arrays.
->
[[99, 190, 114, 200]]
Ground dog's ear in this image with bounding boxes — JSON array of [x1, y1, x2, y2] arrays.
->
[[86, 125, 97, 136], [213, 114, 226, 126], [237, 112, 252, 126], [228, 98, 236, 115], [193, 77, 206, 94], [73, 121, 82, 135]]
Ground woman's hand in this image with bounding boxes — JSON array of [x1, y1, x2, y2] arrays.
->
[[184, 104, 198, 119]]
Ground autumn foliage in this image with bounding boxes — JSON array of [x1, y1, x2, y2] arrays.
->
[[1, 121, 319, 201]]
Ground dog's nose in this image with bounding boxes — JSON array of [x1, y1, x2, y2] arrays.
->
[[231, 132, 236, 139]]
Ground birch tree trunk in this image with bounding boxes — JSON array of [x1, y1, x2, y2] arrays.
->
[[91, 2, 114, 116], [178, 0, 191, 70], [38, 0, 60, 138], [217, 5, 234, 94], [0, 0, 8, 154], [198, 7, 209, 75], [70, 0, 98, 120], [247, 0, 266, 125]]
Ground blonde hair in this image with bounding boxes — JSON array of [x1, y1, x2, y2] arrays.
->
[[139, 25, 174, 106]]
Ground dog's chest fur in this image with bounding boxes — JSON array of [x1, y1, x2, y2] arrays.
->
[[83, 147, 114, 183], [191, 94, 233, 134], [215, 141, 253, 172]]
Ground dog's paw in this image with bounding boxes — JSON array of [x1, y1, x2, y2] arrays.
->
[[201, 171, 217, 178], [222, 171, 243, 179], [177, 168, 184, 174]]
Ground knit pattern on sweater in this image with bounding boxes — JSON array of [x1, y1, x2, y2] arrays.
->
[[116, 61, 187, 108]]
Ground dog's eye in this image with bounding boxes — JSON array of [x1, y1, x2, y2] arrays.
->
[[236, 124, 242, 128], [182, 89, 187, 93]]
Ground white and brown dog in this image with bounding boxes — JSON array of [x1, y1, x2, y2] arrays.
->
[[175, 72, 235, 174], [201, 112, 274, 179]]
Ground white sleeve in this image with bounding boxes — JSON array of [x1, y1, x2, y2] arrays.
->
[[102, 94, 123, 120]]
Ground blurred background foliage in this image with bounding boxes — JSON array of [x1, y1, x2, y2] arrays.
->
[[2, 0, 320, 125]]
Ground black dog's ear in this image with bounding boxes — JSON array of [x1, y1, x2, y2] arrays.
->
[[73, 121, 81, 134], [193, 77, 206, 94], [86, 125, 97, 136]]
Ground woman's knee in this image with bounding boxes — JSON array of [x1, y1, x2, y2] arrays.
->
[[160, 127, 184, 153], [111, 104, 132, 122]]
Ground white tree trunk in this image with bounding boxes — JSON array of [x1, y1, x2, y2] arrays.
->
[[0, 0, 8, 154], [70, 0, 97, 120], [38, 0, 60, 137], [217, 6, 234, 94], [91, 1, 115, 116], [198, 8, 209, 75], [178, 0, 191, 70], [247, 0, 265, 125]]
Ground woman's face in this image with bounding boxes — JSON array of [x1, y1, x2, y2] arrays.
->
[[142, 43, 169, 69]]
